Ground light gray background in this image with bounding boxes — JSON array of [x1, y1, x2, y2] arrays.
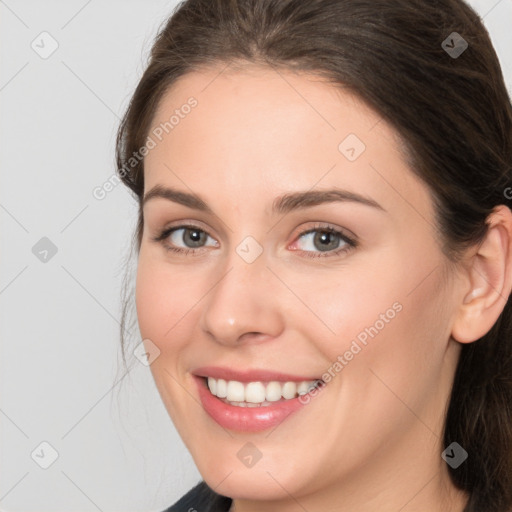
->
[[1, 1, 511, 511]]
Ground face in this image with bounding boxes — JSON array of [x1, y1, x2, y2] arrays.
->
[[136, 64, 463, 503]]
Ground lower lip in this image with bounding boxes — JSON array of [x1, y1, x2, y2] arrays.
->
[[194, 376, 322, 432]]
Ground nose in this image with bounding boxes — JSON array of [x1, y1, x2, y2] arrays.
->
[[199, 251, 285, 346]]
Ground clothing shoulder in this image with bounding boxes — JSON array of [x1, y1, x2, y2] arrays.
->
[[161, 480, 232, 512]]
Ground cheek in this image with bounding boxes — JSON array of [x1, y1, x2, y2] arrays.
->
[[135, 261, 164, 340], [285, 255, 402, 358], [135, 253, 216, 364], [134, 257, 199, 414], [326, 257, 450, 416], [305, 246, 448, 385], [135, 255, 190, 343]]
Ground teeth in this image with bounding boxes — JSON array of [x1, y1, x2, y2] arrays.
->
[[297, 381, 312, 395], [265, 381, 282, 402], [245, 382, 266, 403], [216, 378, 227, 398], [206, 376, 322, 405], [282, 381, 297, 399], [207, 377, 217, 395], [226, 380, 245, 402]]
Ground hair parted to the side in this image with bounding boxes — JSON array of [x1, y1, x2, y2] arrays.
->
[[115, 0, 512, 509]]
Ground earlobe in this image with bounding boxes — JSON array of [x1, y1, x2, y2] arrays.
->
[[451, 205, 512, 344]]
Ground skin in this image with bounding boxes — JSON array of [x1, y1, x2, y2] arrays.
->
[[135, 63, 512, 512]]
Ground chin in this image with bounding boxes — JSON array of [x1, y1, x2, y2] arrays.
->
[[193, 447, 319, 501]]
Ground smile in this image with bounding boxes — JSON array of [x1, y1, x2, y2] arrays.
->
[[192, 367, 326, 432], [206, 377, 322, 407]]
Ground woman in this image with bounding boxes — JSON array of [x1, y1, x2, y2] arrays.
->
[[116, 0, 512, 510]]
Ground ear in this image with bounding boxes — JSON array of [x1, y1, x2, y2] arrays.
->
[[451, 204, 512, 344]]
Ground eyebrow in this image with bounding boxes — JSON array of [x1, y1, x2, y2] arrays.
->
[[142, 184, 386, 214]]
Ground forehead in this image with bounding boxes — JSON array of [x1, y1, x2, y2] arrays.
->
[[143, 64, 433, 224], [150, 64, 386, 144]]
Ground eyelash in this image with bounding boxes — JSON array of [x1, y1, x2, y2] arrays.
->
[[152, 222, 358, 259]]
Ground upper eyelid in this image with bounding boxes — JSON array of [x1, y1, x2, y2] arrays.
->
[[156, 219, 213, 237]]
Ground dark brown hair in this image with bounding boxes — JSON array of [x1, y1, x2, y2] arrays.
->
[[115, 0, 512, 509]]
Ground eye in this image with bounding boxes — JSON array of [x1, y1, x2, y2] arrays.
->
[[153, 225, 218, 254], [290, 224, 357, 258], [152, 222, 357, 259]]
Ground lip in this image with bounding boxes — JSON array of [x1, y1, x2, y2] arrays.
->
[[193, 372, 325, 432], [192, 366, 322, 383]]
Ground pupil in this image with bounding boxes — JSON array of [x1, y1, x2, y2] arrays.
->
[[314, 231, 339, 251], [186, 229, 205, 247]]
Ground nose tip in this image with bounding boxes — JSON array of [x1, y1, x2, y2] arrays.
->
[[199, 261, 284, 346]]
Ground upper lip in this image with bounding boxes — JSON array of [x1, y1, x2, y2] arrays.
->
[[192, 366, 323, 383]]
